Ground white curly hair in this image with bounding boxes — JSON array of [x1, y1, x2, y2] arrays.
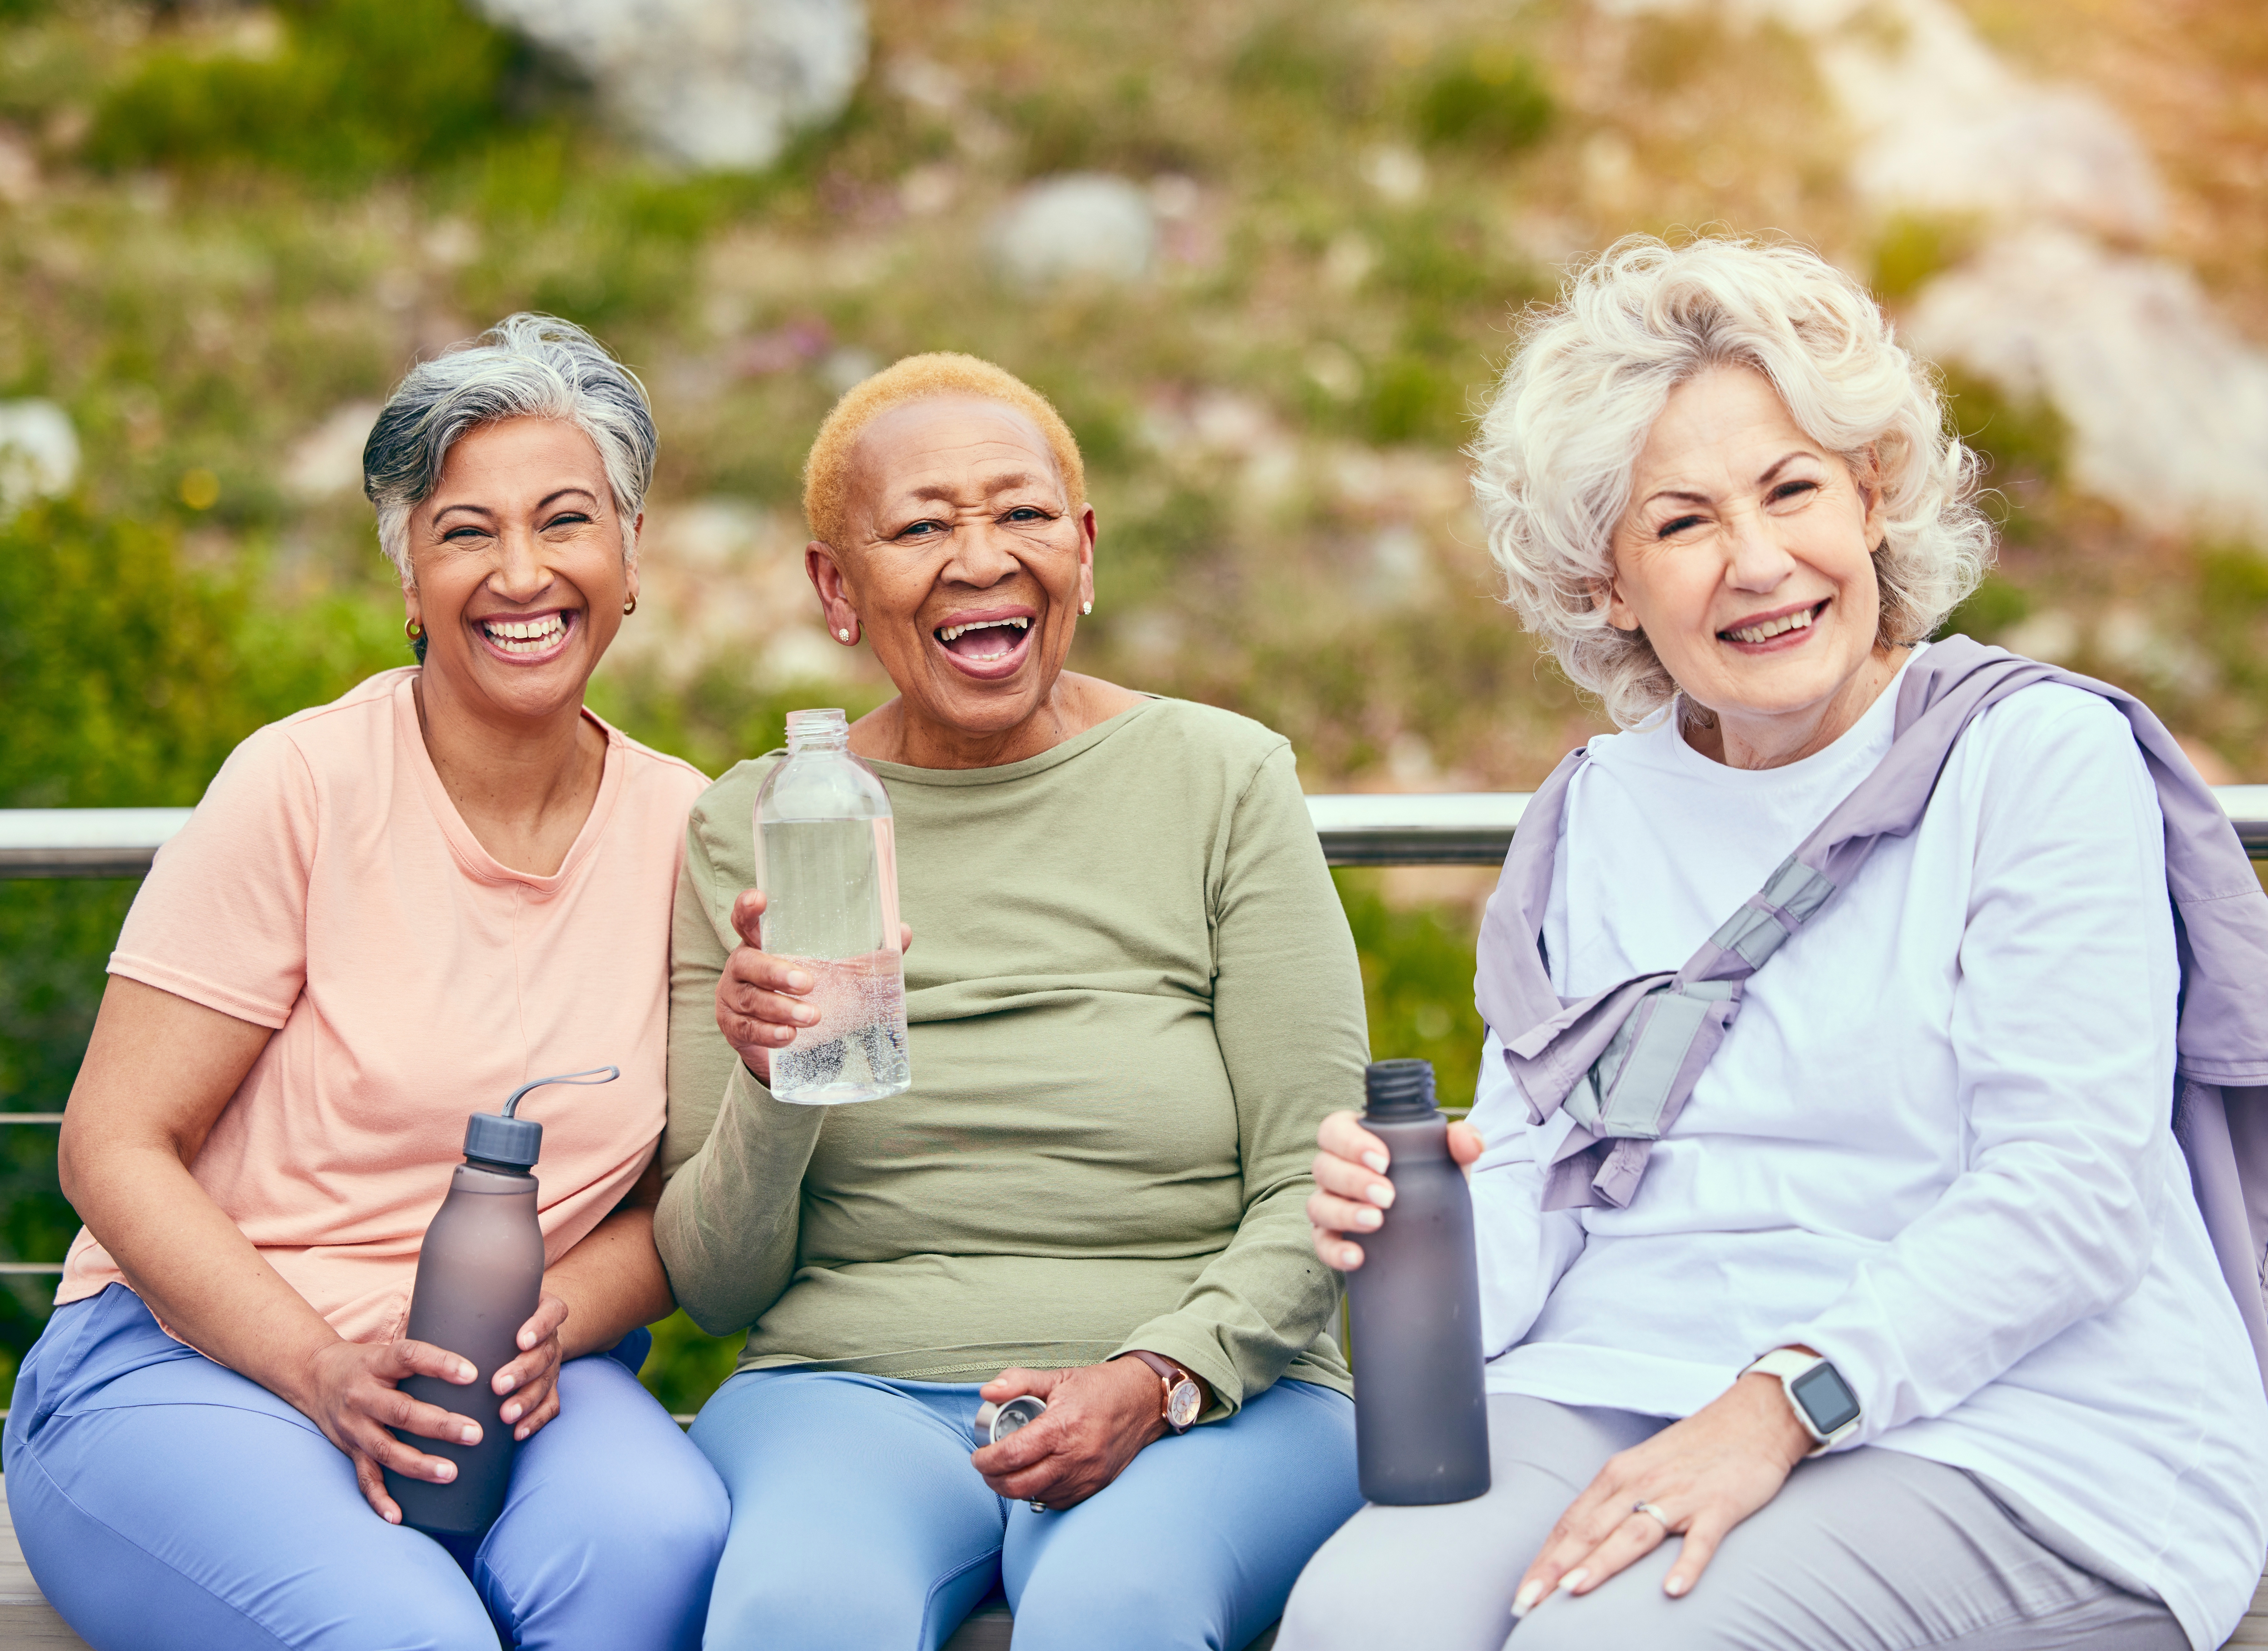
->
[[1469, 235, 1992, 728]]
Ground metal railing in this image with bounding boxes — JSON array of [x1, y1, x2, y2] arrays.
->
[[4, 790, 2267, 1282]]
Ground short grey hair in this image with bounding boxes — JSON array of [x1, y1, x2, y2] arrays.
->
[[362, 313, 657, 583], [1470, 235, 1992, 728]]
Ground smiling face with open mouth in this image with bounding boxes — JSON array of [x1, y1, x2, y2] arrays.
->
[[404, 415, 638, 730], [1603, 365, 1898, 769], [808, 394, 1100, 767]]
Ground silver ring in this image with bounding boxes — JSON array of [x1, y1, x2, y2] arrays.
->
[[1633, 1500, 1671, 1530], [1029, 1499, 1047, 1513]]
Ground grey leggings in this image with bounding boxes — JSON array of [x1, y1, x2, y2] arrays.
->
[[1276, 1395, 2187, 1651]]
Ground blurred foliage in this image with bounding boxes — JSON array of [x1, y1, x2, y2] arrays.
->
[[1936, 571, 2031, 642], [1335, 870, 1485, 1106], [88, 0, 568, 186], [1411, 48, 1553, 154], [1871, 212, 1980, 303]]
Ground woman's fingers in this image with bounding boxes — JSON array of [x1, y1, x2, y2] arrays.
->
[[512, 1293, 570, 1355], [509, 1373, 563, 1440], [1448, 1120, 1486, 1168], [1663, 1511, 1731, 1598], [1306, 1189, 1385, 1236], [352, 1449, 403, 1524], [1317, 1109, 1391, 1173], [386, 1338, 477, 1387], [1310, 1146, 1396, 1208], [1312, 1225, 1364, 1269], [729, 888, 768, 948], [1556, 1505, 1672, 1598]]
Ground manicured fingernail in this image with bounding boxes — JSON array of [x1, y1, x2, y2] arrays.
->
[[787, 970, 812, 991], [498, 1371, 517, 1391], [460, 1424, 480, 1444], [1362, 1152, 1389, 1173], [797, 1007, 819, 1024], [1512, 1580, 1544, 1617], [436, 1462, 457, 1480], [502, 1402, 521, 1422], [1355, 1208, 1382, 1229], [457, 1361, 475, 1382], [1665, 1575, 1689, 1598], [1368, 1182, 1394, 1207], [516, 1424, 531, 1441], [1559, 1568, 1590, 1594]]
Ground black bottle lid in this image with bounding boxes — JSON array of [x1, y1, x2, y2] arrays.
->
[[1364, 1058, 1438, 1120], [462, 1066, 620, 1172]]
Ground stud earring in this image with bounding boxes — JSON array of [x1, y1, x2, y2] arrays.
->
[[837, 628, 852, 643], [1081, 601, 1092, 615]]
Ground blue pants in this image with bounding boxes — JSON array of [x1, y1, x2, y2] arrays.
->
[[5, 1283, 730, 1651], [689, 1368, 1361, 1651]]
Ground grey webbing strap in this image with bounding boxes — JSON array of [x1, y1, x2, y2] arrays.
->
[[1583, 980, 1739, 1140], [1708, 856, 1839, 973]]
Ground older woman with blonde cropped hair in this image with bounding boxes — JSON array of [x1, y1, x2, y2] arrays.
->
[[657, 352, 1367, 1650], [1283, 237, 2268, 1651]]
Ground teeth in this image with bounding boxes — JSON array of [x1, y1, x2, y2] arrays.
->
[[937, 617, 1031, 642], [482, 614, 567, 653], [1724, 606, 1818, 644]]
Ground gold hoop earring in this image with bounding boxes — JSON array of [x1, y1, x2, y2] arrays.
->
[[404, 617, 424, 641], [622, 596, 637, 616]]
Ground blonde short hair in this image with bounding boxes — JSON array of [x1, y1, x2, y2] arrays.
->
[[802, 353, 1087, 548], [1470, 235, 1991, 727]]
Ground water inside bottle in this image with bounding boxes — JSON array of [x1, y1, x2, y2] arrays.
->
[[759, 817, 910, 1104]]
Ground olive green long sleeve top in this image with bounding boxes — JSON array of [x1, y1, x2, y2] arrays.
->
[[654, 697, 1364, 1412]]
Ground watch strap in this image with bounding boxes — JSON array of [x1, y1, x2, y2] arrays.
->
[[1120, 1350, 1199, 1434]]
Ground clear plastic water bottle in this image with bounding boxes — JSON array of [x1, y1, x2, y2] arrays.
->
[[752, 708, 912, 1105]]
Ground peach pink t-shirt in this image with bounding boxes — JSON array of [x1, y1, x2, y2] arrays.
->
[[59, 668, 707, 1345]]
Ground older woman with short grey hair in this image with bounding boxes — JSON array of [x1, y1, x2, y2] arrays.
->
[[1282, 238, 2268, 1650], [7, 315, 728, 1650]]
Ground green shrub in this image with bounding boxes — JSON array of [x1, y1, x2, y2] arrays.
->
[[86, 0, 566, 186], [1411, 48, 1553, 154], [1935, 572, 2030, 642]]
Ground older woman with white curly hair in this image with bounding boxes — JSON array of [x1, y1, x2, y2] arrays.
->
[[1280, 236, 2268, 1650], [8, 315, 728, 1650]]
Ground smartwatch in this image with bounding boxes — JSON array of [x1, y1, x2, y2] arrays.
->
[[1744, 1348, 1861, 1455], [1117, 1351, 1203, 1434]]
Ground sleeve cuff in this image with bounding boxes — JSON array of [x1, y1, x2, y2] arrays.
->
[[1113, 1322, 1244, 1423]]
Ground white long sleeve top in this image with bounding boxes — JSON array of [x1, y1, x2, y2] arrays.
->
[[1471, 649, 2268, 1649]]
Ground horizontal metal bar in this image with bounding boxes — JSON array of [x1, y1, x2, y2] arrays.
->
[[0, 1115, 65, 1125], [0, 1264, 63, 1275], [0, 808, 193, 877], [8, 791, 2268, 877]]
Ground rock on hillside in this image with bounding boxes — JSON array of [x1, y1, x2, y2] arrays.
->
[[473, 0, 867, 171]]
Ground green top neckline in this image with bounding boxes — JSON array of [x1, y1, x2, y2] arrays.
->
[[859, 697, 1162, 790]]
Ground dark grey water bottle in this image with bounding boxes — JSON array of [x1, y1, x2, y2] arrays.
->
[[384, 1066, 617, 1536], [1345, 1058, 1491, 1505]]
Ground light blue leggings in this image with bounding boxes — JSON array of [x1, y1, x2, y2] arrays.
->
[[691, 1368, 1360, 1651], [4, 1283, 730, 1651]]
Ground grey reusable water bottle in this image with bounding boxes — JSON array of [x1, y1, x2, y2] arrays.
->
[[1344, 1058, 1491, 1506], [384, 1066, 618, 1536]]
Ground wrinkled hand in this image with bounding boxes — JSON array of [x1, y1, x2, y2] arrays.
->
[[969, 1359, 1188, 1509], [1307, 1108, 1485, 1270], [715, 889, 913, 1084], [490, 1292, 569, 1443], [295, 1336, 485, 1524], [1511, 1370, 1814, 1619]]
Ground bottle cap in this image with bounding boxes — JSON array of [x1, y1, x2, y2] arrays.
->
[[462, 1066, 620, 1172], [1364, 1058, 1438, 1121]]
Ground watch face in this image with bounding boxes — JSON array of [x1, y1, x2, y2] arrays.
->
[[1790, 1361, 1861, 1435], [1166, 1379, 1202, 1430]]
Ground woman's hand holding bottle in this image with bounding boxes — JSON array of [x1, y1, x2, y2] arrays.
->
[[714, 889, 912, 1084], [1306, 1109, 1484, 1270]]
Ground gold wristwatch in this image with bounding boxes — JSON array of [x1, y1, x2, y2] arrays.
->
[[1119, 1350, 1203, 1434]]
